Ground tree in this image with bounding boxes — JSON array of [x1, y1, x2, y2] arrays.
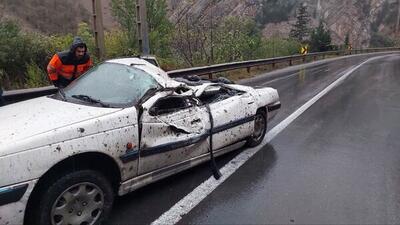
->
[[172, 16, 263, 67], [110, 0, 137, 51], [110, 0, 173, 56], [213, 17, 262, 63], [290, 3, 311, 43], [344, 32, 350, 49], [310, 21, 332, 52], [146, 0, 173, 57]]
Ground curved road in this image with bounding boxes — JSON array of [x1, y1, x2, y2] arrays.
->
[[107, 53, 400, 224]]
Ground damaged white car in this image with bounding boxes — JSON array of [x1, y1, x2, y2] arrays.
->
[[0, 58, 280, 225]]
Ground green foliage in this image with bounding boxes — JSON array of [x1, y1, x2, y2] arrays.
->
[[0, 20, 49, 88], [310, 22, 332, 52], [344, 32, 350, 48], [172, 16, 264, 66], [77, 23, 95, 55], [146, 0, 173, 57], [0, 20, 96, 89], [105, 29, 138, 58], [110, 0, 138, 49], [25, 61, 50, 88], [290, 3, 311, 43], [111, 0, 173, 57], [213, 17, 262, 63], [260, 38, 301, 58], [256, 0, 297, 25], [370, 33, 395, 47], [47, 34, 74, 53]]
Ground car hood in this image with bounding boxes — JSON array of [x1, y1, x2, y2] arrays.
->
[[0, 97, 122, 154]]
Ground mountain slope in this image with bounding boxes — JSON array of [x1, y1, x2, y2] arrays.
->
[[1, 0, 398, 47]]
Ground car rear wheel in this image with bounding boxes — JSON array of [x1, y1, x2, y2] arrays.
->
[[246, 109, 267, 147], [33, 170, 114, 225]]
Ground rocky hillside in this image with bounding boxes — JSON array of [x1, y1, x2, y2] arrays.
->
[[1, 0, 398, 47], [166, 0, 400, 47]]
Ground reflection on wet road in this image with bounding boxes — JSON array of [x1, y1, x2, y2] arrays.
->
[[107, 53, 400, 225]]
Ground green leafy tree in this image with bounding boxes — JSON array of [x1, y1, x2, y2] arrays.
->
[[111, 0, 138, 49], [172, 16, 264, 66], [110, 0, 137, 51], [0, 20, 52, 89], [310, 21, 332, 52], [290, 3, 311, 43], [110, 0, 173, 56], [344, 32, 350, 49], [214, 17, 262, 63], [146, 0, 173, 57]]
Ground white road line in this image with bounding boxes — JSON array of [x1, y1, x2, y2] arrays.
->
[[151, 55, 387, 225]]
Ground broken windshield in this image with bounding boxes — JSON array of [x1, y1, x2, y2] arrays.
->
[[63, 62, 160, 107]]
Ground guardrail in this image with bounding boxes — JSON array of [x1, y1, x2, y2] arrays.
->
[[2, 47, 400, 105]]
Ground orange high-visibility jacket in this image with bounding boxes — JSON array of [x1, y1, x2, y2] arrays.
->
[[47, 53, 92, 81], [47, 37, 93, 87]]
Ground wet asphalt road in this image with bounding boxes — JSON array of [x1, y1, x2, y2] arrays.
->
[[107, 53, 400, 224]]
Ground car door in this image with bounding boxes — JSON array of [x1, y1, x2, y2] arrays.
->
[[139, 92, 210, 174], [199, 85, 258, 150]]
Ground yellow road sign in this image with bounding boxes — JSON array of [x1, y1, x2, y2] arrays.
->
[[348, 44, 353, 50], [300, 45, 308, 55]]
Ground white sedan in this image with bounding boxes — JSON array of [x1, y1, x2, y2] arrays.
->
[[0, 58, 280, 225]]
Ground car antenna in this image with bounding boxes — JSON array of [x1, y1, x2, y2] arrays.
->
[[205, 104, 222, 180]]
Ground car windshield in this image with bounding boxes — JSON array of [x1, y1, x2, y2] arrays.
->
[[63, 62, 160, 107]]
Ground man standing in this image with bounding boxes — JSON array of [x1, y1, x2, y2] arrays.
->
[[47, 37, 93, 88]]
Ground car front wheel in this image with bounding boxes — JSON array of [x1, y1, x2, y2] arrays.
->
[[246, 109, 267, 147], [34, 170, 114, 225]]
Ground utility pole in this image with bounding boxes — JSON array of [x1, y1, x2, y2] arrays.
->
[[396, 0, 400, 34], [136, 0, 150, 55], [92, 0, 106, 60], [210, 1, 215, 64]]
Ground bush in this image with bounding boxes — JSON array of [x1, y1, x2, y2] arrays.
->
[[370, 33, 395, 47], [105, 30, 137, 58], [260, 38, 301, 58], [25, 61, 50, 88]]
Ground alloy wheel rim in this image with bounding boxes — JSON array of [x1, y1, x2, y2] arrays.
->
[[253, 114, 266, 142], [50, 182, 104, 225]]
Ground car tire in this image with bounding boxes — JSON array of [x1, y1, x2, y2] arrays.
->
[[33, 170, 114, 225], [246, 109, 267, 147]]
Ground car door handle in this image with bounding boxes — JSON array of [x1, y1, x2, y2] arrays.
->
[[248, 101, 255, 105]]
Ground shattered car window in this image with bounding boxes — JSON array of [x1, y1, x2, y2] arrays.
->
[[199, 85, 243, 104], [63, 63, 160, 107]]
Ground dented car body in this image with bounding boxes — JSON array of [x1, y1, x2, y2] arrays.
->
[[0, 58, 280, 225]]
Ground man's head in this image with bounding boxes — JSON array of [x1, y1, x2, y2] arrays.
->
[[75, 45, 86, 60], [70, 37, 87, 60]]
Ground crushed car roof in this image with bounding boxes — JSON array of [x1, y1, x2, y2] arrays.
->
[[106, 58, 181, 88]]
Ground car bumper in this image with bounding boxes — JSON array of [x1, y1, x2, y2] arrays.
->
[[0, 180, 38, 225], [267, 101, 281, 120]]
